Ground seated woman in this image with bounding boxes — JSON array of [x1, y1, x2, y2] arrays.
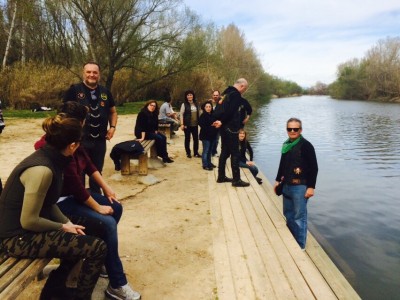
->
[[238, 129, 263, 184], [135, 100, 173, 163], [0, 114, 107, 300], [35, 102, 141, 300]]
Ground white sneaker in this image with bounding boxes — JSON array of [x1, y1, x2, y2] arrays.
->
[[105, 283, 141, 300]]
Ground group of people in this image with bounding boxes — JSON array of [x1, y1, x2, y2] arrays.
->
[[0, 68, 318, 300], [0, 62, 141, 300], [182, 78, 319, 250]]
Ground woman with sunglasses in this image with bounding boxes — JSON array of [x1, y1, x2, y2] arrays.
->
[[274, 117, 318, 250], [135, 100, 173, 163]]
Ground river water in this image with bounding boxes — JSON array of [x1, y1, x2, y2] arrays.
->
[[246, 95, 400, 300]]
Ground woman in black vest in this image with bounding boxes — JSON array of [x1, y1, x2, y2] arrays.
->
[[180, 90, 200, 158], [0, 115, 107, 300]]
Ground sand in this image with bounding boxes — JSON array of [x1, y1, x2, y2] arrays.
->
[[0, 115, 217, 299]]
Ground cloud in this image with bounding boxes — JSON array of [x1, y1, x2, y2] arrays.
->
[[184, 0, 400, 87]]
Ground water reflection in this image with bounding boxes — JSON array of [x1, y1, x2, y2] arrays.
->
[[248, 96, 400, 300]]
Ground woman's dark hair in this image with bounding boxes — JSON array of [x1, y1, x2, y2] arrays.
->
[[201, 100, 213, 112], [141, 100, 159, 115], [58, 101, 88, 122], [42, 114, 82, 150], [184, 90, 196, 103]]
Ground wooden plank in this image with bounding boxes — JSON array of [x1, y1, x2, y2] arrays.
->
[[239, 170, 316, 300], [208, 170, 236, 300], [259, 175, 360, 299], [248, 171, 337, 299], [235, 173, 297, 299], [1, 258, 50, 299]]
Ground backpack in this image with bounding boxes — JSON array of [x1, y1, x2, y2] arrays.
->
[[213, 92, 230, 119]]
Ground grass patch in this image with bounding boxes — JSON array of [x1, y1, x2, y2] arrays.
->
[[2, 101, 153, 119]]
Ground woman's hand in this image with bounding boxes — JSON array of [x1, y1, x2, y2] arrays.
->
[[246, 161, 255, 166], [62, 221, 86, 235], [136, 138, 144, 143], [96, 205, 114, 215], [104, 188, 119, 204]]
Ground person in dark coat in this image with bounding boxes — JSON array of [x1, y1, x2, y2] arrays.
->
[[134, 100, 173, 163], [199, 101, 218, 170]]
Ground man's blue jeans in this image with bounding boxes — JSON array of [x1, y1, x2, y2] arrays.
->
[[201, 139, 215, 168], [57, 193, 127, 288], [282, 184, 308, 249]]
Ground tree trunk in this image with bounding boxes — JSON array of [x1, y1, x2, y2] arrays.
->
[[2, 1, 18, 69]]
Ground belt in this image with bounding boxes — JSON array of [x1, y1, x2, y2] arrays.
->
[[288, 178, 307, 185]]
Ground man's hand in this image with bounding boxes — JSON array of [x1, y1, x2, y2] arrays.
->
[[213, 120, 222, 128], [305, 188, 315, 199], [106, 127, 115, 140]]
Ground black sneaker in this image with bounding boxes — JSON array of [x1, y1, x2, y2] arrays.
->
[[194, 153, 201, 158], [217, 176, 233, 183], [203, 166, 213, 171], [187, 154, 192, 158], [256, 177, 263, 184], [232, 180, 250, 187], [210, 163, 217, 168]]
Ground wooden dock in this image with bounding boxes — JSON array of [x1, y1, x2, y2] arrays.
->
[[208, 165, 360, 300]]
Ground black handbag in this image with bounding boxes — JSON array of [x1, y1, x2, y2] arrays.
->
[[275, 179, 284, 196]]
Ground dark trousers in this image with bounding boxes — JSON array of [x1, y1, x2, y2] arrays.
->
[[184, 126, 199, 155], [82, 138, 106, 194], [146, 132, 168, 158], [218, 128, 241, 182], [212, 131, 220, 155], [0, 216, 107, 299]]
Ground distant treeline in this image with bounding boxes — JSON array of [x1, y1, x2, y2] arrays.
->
[[0, 0, 304, 110], [307, 37, 400, 102]]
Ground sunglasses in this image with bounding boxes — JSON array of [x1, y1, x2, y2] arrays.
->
[[287, 128, 301, 132]]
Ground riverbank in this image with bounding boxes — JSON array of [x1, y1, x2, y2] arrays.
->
[[0, 115, 217, 299]]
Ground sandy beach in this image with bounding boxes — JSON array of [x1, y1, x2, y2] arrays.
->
[[0, 115, 217, 299]]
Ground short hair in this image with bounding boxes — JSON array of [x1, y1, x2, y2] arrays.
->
[[42, 114, 82, 150], [184, 90, 196, 103], [83, 61, 101, 71], [287, 117, 302, 128], [235, 78, 248, 86]]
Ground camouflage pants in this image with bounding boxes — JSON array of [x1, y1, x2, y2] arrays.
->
[[0, 217, 107, 299]]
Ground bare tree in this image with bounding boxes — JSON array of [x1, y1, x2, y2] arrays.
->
[[2, 0, 17, 69]]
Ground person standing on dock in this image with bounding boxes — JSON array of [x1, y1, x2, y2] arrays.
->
[[213, 78, 250, 187], [274, 117, 318, 249]]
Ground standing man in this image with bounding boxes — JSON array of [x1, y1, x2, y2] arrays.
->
[[274, 117, 318, 250], [213, 78, 250, 187], [64, 62, 117, 194]]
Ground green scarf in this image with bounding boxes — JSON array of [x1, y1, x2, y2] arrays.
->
[[281, 135, 302, 154]]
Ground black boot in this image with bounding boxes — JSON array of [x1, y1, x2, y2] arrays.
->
[[40, 268, 76, 300]]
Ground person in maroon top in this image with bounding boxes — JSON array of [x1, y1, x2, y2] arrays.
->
[[35, 102, 141, 300]]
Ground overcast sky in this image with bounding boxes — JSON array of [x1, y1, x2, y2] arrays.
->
[[184, 0, 400, 87]]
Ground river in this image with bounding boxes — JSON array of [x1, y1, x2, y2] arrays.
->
[[246, 95, 400, 300]]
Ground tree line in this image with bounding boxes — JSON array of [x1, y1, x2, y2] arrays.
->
[[322, 37, 400, 101], [0, 0, 303, 110]]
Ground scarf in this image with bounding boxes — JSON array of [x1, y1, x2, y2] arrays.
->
[[281, 135, 302, 154]]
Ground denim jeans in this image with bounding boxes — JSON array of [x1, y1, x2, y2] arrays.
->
[[57, 193, 127, 288], [239, 161, 259, 178], [201, 139, 215, 168], [282, 184, 308, 249]]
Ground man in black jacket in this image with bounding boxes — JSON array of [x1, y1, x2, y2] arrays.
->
[[213, 78, 250, 187], [63, 62, 118, 194], [274, 117, 318, 249]]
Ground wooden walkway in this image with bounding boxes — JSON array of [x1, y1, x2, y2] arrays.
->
[[208, 165, 360, 300]]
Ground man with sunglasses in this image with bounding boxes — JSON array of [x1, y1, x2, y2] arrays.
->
[[274, 117, 318, 250]]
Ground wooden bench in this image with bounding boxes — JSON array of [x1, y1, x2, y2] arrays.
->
[[120, 140, 156, 175], [0, 251, 51, 299], [158, 122, 172, 139]]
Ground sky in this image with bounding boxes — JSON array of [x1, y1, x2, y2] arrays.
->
[[184, 0, 400, 87]]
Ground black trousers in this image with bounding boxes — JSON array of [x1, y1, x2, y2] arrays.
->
[[82, 138, 106, 194], [184, 126, 199, 155], [218, 128, 241, 182]]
